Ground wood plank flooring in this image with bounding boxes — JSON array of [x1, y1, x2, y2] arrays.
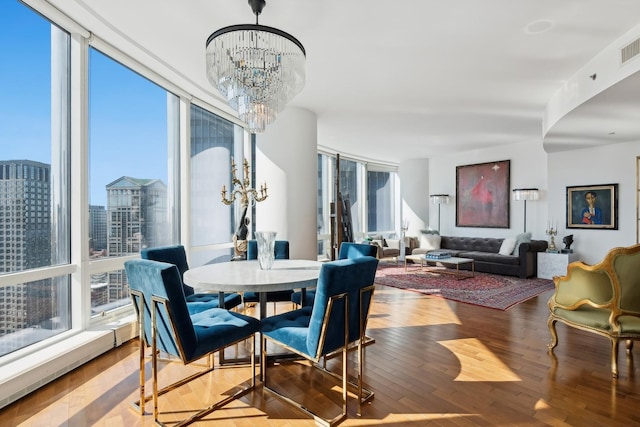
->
[[1, 284, 639, 426]]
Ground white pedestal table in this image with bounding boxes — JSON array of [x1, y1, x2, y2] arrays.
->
[[183, 259, 321, 375]]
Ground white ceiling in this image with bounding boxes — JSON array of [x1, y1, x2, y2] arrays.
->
[[50, 0, 640, 164]]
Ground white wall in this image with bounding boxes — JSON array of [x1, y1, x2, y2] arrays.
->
[[417, 138, 640, 265], [548, 140, 640, 264], [399, 159, 430, 236], [254, 107, 318, 260], [426, 140, 548, 239]]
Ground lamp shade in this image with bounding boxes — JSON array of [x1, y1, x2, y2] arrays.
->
[[512, 188, 539, 201], [430, 194, 450, 204]]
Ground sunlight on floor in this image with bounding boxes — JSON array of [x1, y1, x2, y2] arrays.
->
[[368, 287, 462, 328], [438, 338, 521, 382], [347, 413, 481, 424]]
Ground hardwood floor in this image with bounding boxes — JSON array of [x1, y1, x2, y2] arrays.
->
[[2, 284, 639, 426]]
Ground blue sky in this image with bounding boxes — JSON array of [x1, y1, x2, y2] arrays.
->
[[1, 1, 168, 207]]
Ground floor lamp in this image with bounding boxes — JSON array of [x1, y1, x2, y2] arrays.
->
[[430, 194, 449, 232], [512, 188, 539, 233]]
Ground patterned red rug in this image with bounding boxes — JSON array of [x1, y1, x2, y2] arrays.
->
[[375, 263, 555, 310]]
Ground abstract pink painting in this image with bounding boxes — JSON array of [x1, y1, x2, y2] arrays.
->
[[456, 160, 510, 228]]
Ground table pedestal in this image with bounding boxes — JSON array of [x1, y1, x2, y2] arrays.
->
[[538, 252, 578, 280]]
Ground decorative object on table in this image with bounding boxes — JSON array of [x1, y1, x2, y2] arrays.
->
[[561, 234, 574, 253], [205, 0, 305, 133], [375, 264, 554, 311], [566, 183, 618, 229], [429, 194, 449, 232], [456, 160, 510, 228], [425, 251, 451, 260], [512, 188, 539, 233], [243, 239, 293, 310], [545, 220, 558, 253], [221, 157, 268, 260], [255, 230, 277, 270]]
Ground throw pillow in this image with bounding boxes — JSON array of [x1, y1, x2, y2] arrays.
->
[[499, 237, 517, 255], [420, 233, 441, 250], [513, 232, 532, 256]]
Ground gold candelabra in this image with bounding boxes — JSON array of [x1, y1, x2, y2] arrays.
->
[[221, 158, 268, 209], [546, 223, 558, 252], [402, 219, 409, 239]]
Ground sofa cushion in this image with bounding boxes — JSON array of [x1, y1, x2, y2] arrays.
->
[[499, 237, 517, 255], [420, 233, 441, 250], [440, 236, 503, 253], [460, 251, 520, 265], [513, 232, 532, 256]]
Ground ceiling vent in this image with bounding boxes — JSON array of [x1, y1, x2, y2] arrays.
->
[[621, 38, 640, 64]]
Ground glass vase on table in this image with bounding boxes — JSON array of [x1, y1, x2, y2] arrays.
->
[[255, 231, 277, 270]]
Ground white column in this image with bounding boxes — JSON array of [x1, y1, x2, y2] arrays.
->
[[254, 107, 318, 260]]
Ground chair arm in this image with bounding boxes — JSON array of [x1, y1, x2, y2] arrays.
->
[[404, 236, 419, 252], [549, 262, 615, 310], [369, 240, 383, 258]]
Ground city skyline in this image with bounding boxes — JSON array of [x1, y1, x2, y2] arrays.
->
[[1, 1, 168, 208]]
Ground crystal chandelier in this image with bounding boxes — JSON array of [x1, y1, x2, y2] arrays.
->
[[206, 0, 306, 133]]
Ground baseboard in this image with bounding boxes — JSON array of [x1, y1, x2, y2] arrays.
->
[[0, 315, 138, 410]]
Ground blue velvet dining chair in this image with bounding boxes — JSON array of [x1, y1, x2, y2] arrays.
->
[[291, 242, 378, 307], [141, 245, 242, 313], [243, 240, 293, 311], [124, 259, 259, 426], [260, 256, 378, 425]]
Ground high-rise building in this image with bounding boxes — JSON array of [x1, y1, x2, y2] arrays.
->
[[0, 160, 52, 336], [103, 176, 167, 304], [89, 205, 107, 253]]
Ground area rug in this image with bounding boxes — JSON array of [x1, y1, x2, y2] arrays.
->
[[374, 263, 555, 310]]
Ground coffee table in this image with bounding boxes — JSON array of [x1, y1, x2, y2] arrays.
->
[[405, 254, 474, 280]]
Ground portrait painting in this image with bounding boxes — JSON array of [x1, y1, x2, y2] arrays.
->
[[456, 160, 510, 228], [566, 184, 618, 229]]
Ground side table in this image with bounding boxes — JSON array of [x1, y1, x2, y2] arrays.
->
[[538, 252, 579, 280]]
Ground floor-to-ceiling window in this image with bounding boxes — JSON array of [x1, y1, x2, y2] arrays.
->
[[88, 48, 179, 316], [367, 167, 395, 234], [0, 0, 253, 406], [0, 1, 71, 356], [317, 153, 331, 259], [317, 152, 399, 259], [339, 157, 363, 238], [189, 104, 244, 267]]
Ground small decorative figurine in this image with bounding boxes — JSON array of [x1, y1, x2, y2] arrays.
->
[[561, 234, 574, 253]]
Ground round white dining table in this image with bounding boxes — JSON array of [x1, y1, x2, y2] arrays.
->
[[183, 259, 321, 318], [184, 259, 321, 371]]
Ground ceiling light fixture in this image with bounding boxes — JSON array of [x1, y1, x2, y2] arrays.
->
[[205, 0, 306, 133]]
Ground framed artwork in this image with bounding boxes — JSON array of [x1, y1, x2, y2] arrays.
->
[[456, 160, 510, 228], [566, 184, 618, 229]]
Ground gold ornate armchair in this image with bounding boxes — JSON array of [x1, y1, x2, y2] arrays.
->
[[547, 244, 640, 377]]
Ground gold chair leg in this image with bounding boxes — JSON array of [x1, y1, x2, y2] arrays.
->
[[547, 315, 558, 351], [149, 335, 255, 427], [611, 338, 620, 378], [137, 322, 145, 415]]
